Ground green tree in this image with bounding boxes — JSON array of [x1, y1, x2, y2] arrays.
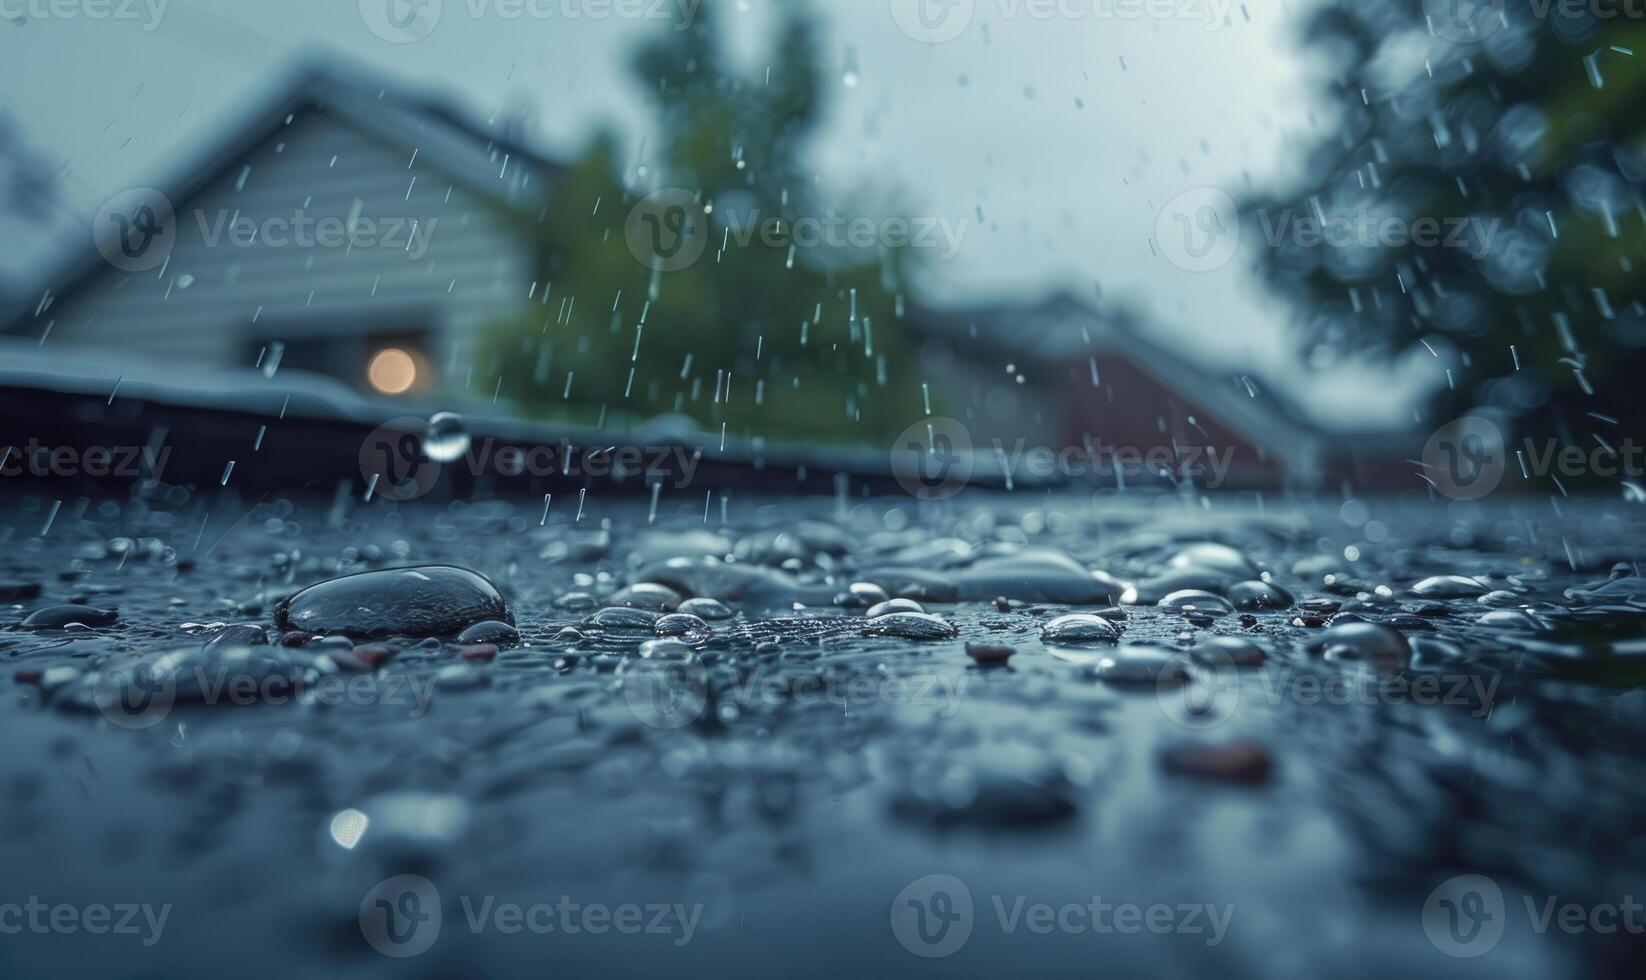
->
[[485, 0, 926, 446], [1249, 0, 1646, 428]]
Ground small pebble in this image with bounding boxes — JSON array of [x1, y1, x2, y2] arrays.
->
[[1159, 741, 1274, 785], [655, 613, 712, 641], [837, 582, 890, 608], [275, 566, 510, 639], [608, 583, 683, 611], [861, 612, 959, 640], [866, 598, 924, 619], [205, 624, 269, 649], [1041, 614, 1121, 644], [351, 644, 398, 669], [1411, 575, 1490, 599], [587, 607, 661, 629], [965, 642, 1016, 667], [1091, 646, 1192, 687], [459, 644, 499, 663], [1195, 635, 1266, 668], [21, 605, 117, 630], [1307, 622, 1412, 666], [1228, 580, 1294, 611], [678, 597, 734, 620], [456, 620, 521, 649], [435, 664, 488, 690], [1160, 590, 1236, 617]]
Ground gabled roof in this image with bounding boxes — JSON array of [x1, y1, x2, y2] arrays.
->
[[8, 53, 565, 334], [905, 290, 1331, 468], [264, 56, 567, 194]]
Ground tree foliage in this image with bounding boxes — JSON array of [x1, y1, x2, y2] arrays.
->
[[484, 0, 925, 446], [1250, 0, 1646, 426]]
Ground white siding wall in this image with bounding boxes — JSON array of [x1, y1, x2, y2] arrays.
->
[[39, 109, 539, 386]]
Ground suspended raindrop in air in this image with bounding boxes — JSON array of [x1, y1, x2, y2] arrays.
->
[[424, 412, 471, 463]]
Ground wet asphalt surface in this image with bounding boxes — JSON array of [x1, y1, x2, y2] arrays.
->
[[2, 487, 1645, 978]]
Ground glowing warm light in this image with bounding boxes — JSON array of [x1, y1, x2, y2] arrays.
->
[[367, 347, 418, 395]]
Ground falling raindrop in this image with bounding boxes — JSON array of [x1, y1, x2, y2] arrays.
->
[[329, 808, 370, 850], [841, 46, 861, 88], [424, 413, 470, 463]]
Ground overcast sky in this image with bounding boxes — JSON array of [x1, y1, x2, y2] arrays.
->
[[0, 0, 1442, 425]]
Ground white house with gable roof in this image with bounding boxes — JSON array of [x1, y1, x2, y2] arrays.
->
[[14, 59, 561, 397]]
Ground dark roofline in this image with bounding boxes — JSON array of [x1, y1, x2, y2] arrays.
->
[[6, 51, 566, 336], [287, 54, 568, 183], [0, 274, 18, 322], [902, 290, 1336, 457], [902, 288, 1092, 334]]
